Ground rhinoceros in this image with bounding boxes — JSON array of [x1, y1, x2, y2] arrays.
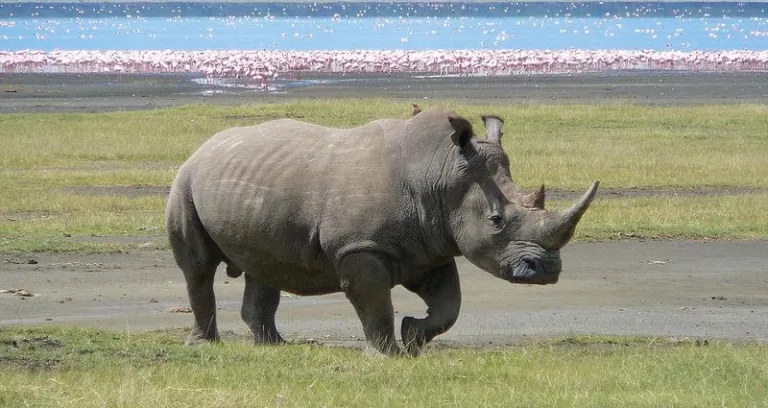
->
[[166, 108, 599, 356]]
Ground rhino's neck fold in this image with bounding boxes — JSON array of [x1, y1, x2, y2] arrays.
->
[[404, 182, 463, 262], [399, 142, 466, 263]]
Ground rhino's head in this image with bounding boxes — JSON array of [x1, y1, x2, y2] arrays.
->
[[413, 109, 599, 285]]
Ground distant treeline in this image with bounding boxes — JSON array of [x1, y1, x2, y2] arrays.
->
[[1, 1, 766, 19]]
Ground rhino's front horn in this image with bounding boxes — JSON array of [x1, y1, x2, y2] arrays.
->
[[537, 181, 600, 249]]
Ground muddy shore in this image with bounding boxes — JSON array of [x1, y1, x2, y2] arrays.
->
[[2, 71, 767, 114]]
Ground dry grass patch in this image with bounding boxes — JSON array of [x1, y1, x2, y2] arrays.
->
[[2, 101, 766, 189]]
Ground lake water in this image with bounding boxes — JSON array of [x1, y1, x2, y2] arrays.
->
[[2, 2, 768, 51]]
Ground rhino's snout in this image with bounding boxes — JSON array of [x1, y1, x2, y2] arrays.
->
[[505, 258, 560, 285]]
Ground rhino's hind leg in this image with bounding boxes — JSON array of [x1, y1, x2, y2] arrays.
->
[[169, 238, 220, 345], [167, 184, 222, 345], [241, 274, 285, 344], [338, 252, 403, 357], [182, 262, 220, 345], [401, 260, 462, 356]]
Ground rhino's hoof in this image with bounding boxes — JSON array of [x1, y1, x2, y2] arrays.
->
[[363, 345, 398, 359], [401, 316, 427, 357], [185, 333, 220, 347], [254, 333, 285, 345]]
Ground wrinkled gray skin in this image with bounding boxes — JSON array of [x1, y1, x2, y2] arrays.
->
[[166, 108, 599, 357]]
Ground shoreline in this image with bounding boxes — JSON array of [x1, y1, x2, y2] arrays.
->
[[2, 71, 767, 113]]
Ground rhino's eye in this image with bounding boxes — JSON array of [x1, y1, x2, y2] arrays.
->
[[489, 214, 503, 226]]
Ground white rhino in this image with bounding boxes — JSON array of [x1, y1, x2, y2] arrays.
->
[[166, 108, 599, 356]]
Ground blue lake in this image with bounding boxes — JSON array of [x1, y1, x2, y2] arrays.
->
[[1, 2, 768, 51]]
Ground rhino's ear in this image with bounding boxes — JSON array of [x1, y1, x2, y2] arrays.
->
[[448, 117, 473, 149], [481, 115, 504, 145]]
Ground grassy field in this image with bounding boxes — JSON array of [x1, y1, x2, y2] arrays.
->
[[2, 101, 767, 406], [1, 100, 767, 252], [0, 326, 766, 408]]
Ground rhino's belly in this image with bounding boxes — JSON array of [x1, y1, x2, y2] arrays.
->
[[204, 220, 340, 296], [234, 253, 341, 296]]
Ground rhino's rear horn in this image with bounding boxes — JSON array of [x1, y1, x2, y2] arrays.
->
[[481, 115, 504, 144], [521, 184, 546, 210]]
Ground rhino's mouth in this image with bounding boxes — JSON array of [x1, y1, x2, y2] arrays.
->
[[502, 261, 559, 285]]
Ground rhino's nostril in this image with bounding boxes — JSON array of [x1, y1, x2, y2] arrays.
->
[[524, 259, 536, 270]]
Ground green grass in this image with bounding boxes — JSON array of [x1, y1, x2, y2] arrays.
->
[[0, 327, 766, 408], [2, 194, 767, 253], [2, 101, 766, 188], [573, 194, 768, 241], [1, 100, 767, 253]]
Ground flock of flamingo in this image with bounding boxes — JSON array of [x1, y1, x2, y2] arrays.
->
[[2, 49, 768, 89]]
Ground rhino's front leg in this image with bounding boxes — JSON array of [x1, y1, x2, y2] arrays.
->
[[338, 252, 403, 357], [241, 273, 285, 344], [401, 260, 461, 356]]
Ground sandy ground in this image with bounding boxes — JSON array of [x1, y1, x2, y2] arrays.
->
[[1, 71, 767, 348], [2, 242, 767, 348]]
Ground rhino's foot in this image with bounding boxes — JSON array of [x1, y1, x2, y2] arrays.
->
[[253, 329, 285, 345], [401, 316, 428, 357], [363, 336, 405, 358], [363, 343, 404, 359], [185, 332, 221, 347]]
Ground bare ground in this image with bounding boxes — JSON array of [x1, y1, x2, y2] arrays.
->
[[1, 241, 767, 349], [1, 71, 767, 348]]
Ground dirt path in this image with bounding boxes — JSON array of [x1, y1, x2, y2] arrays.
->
[[2, 241, 766, 348]]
